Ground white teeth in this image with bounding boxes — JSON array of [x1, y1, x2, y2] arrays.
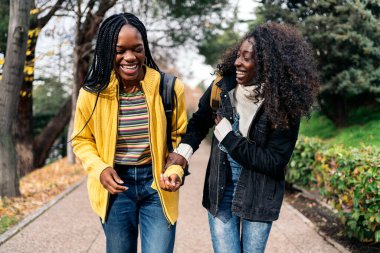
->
[[236, 70, 246, 76], [121, 65, 137, 70]]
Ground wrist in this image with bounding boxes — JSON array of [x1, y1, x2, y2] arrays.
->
[[214, 118, 232, 142], [174, 143, 193, 163]]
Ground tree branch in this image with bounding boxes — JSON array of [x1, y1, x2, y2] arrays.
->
[[38, 0, 67, 28]]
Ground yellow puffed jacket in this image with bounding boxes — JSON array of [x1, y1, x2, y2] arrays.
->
[[72, 66, 187, 224]]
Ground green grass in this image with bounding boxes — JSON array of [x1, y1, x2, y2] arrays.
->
[[300, 112, 338, 139], [300, 110, 380, 148], [0, 216, 17, 234]]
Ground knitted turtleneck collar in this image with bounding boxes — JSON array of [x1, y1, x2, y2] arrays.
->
[[233, 83, 264, 137], [236, 83, 262, 101]]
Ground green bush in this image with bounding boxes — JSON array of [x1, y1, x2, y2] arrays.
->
[[288, 137, 380, 243], [287, 137, 322, 187]]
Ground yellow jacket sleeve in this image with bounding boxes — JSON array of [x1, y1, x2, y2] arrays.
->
[[164, 164, 185, 184], [71, 90, 111, 181]]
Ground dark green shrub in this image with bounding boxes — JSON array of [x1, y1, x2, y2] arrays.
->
[[287, 137, 322, 187], [288, 137, 380, 243]]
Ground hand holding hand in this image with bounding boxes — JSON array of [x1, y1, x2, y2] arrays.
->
[[100, 167, 128, 194], [164, 152, 187, 171], [159, 173, 181, 192]]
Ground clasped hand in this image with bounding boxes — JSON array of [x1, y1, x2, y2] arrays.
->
[[159, 152, 188, 192]]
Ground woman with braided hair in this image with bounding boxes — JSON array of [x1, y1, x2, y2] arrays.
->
[[164, 22, 320, 252], [71, 13, 187, 253]]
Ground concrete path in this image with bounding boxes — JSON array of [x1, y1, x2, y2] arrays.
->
[[0, 142, 348, 253]]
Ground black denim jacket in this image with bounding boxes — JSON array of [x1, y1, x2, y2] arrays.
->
[[182, 75, 300, 221]]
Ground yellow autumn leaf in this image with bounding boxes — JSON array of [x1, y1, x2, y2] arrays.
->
[[30, 8, 39, 15], [24, 66, 34, 75]]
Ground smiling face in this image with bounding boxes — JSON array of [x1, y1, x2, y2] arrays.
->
[[114, 24, 146, 87], [234, 38, 256, 85]]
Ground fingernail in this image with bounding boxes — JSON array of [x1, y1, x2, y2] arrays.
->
[[118, 180, 124, 184]]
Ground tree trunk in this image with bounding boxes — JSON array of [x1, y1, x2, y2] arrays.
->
[[331, 95, 348, 127], [319, 94, 348, 128], [14, 0, 67, 173], [0, 0, 33, 197], [34, 98, 72, 168], [14, 12, 38, 177]]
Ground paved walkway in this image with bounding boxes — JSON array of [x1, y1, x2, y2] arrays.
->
[[0, 142, 348, 253]]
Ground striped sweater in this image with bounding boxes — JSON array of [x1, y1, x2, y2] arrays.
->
[[115, 91, 151, 165]]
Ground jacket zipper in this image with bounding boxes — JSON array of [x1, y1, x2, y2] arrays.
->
[[215, 90, 229, 215], [143, 84, 171, 225], [104, 85, 120, 222], [215, 138, 221, 215]]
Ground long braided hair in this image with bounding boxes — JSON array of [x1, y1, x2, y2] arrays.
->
[[71, 13, 159, 141], [83, 13, 159, 93], [217, 22, 319, 127]]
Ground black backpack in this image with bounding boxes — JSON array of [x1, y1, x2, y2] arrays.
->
[[159, 72, 177, 152], [159, 72, 190, 183]]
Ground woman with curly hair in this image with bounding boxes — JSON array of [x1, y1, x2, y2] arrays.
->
[[162, 22, 319, 252]]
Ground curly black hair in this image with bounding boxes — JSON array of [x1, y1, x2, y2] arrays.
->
[[217, 22, 320, 127]]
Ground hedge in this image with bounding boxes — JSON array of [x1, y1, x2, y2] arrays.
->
[[287, 137, 380, 243]]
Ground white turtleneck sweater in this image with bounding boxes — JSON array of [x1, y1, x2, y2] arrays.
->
[[233, 83, 263, 137]]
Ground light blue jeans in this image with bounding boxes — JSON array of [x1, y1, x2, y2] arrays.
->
[[102, 165, 176, 253], [210, 113, 272, 253]]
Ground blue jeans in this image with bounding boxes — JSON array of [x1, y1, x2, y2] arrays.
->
[[102, 165, 176, 253], [210, 114, 272, 253]]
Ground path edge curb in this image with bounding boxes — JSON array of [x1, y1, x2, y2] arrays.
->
[[0, 177, 86, 246], [283, 201, 351, 253]]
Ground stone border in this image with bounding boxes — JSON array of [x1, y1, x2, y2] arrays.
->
[[0, 178, 85, 246]]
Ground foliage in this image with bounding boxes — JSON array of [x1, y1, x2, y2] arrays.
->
[[287, 137, 322, 187], [196, 4, 241, 67], [32, 77, 69, 162], [33, 77, 68, 118], [0, 0, 9, 55], [198, 26, 240, 66], [115, 0, 231, 66], [0, 158, 85, 234], [300, 108, 380, 148], [299, 111, 337, 139], [288, 137, 380, 242], [155, 0, 230, 45], [256, 0, 380, 126]]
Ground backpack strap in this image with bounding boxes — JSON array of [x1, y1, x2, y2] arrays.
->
[[210, 74, 223, 114], [159, 72, 177, 152]]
